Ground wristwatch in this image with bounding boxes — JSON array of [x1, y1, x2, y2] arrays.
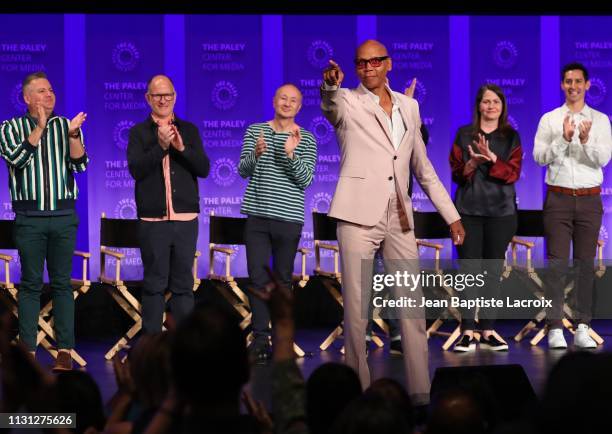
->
[[69, 130, 81, 139]]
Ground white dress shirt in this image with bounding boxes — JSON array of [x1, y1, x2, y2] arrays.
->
[[361, 83, 407, 194], [360, 83, 407, 151], [533, 103, 612, 188], [322, 82, 407, 193]]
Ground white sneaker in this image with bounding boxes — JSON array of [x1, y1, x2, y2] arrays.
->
[[574, 324, 597, 349], [547, 328, 567, 349]]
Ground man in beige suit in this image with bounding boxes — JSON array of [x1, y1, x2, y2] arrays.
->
[[321, 40, 464, 405]]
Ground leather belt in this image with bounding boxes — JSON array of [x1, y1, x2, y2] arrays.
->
[[547, 185, 601, 197]]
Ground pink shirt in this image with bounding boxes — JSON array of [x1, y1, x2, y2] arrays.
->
[[141, 115, 198, 222]]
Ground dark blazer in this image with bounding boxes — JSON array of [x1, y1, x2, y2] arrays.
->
[[127, 115, 210, 218]]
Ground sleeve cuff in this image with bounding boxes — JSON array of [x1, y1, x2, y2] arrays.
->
[[70, 153, 88, 165], [247, 149, 257, 165], [22, 139, 37, 153], [321, 83, 339, 91], [551, 139, 569, 157], [155, 144, 169, 159]]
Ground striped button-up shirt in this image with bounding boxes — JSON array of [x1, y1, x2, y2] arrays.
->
[[0, 113, 88, 213]]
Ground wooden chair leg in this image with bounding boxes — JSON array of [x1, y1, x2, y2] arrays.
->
[[293, 343, 305, 357], [589, 328, 605, 345], [514, 320, 538, 342], [320, 324, 343, 351], [562, 318, 575, 333], [104, 285, 143, 360], [229, 281, 250, 306], [36, 317, 88, 367], [371, 334, 384, 348], [239, 312, 252, 330], [442, 325, 461, 351], [427, 318, 444, 337], [491, 330, 507, 344], [105, 337, 130, 360], [530, 328, 547, 346]]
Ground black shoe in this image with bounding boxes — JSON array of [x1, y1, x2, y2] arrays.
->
[[413, 404, 429, 427], [389, 339, 403, 356], [249, 342, 271, 364], [480, 334, 508, 351], [453, 334, 475, 352]]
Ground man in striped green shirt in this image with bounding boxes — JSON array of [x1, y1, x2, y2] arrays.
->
[[0, 72, 88, 371], [239, 83, 317, 361]]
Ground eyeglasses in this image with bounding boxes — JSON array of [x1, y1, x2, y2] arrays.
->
[[149, 93, 175, 102], [354, 56, 389, 69]]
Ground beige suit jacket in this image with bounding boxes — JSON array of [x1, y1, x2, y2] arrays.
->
[[321, 84, 460, 228]]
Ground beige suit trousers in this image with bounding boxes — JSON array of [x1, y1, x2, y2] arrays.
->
[[337, 193, 430, 405]]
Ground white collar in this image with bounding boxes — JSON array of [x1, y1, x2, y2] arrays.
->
[[562, 102, 592, 118], [359, 83, 399, 106]]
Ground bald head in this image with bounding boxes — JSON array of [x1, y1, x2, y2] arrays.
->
[[274, 83, 302, 101], [146, 74, 176, 120], [272, 83, 302, 121], [354, 40, 391, 92], [147, 74, 175, 94], [356, 39, 388, 59]]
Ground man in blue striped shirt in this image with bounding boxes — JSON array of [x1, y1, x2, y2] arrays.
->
[[239, 84, 317, 361], [0, 72, 88, 371]]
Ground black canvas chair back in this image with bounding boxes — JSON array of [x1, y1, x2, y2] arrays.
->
[[312, 212, 337, 242], [0, 220, 15, 249], [100, 217, 140, 248], [209, 215, 247, 245], [515, 210, 544, 237], [414, 211, 449, 239]]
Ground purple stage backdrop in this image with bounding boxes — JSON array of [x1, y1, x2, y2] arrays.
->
[[186, 15, 262, 278], [86, 15, 165, 280], [2, 14, 612, 283]]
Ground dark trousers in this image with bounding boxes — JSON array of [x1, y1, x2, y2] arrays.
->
[[543, 191, 602, 327], [14, 212, 78, 351], [244, 216, 302, 345], [456, 213, 517, 331], [139, 219, 198, 334]]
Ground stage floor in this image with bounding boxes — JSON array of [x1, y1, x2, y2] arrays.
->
[[31, 320, 612, 406]]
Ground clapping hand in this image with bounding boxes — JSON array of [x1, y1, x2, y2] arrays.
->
[[578, 119, 592, 145], [157, 124, 175, 150], [474, 133, 496, 163], [255, 131, 267, 159], [169, 124, 185, 152], [284, 127, 301, 159], [69, 112, 87, 136], [563, 114, 576, 142]]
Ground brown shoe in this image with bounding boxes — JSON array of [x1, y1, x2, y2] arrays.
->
[[52, 350, 73, 372]]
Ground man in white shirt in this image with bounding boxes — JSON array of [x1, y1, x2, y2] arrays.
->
[[534, 62, 612, 349]]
